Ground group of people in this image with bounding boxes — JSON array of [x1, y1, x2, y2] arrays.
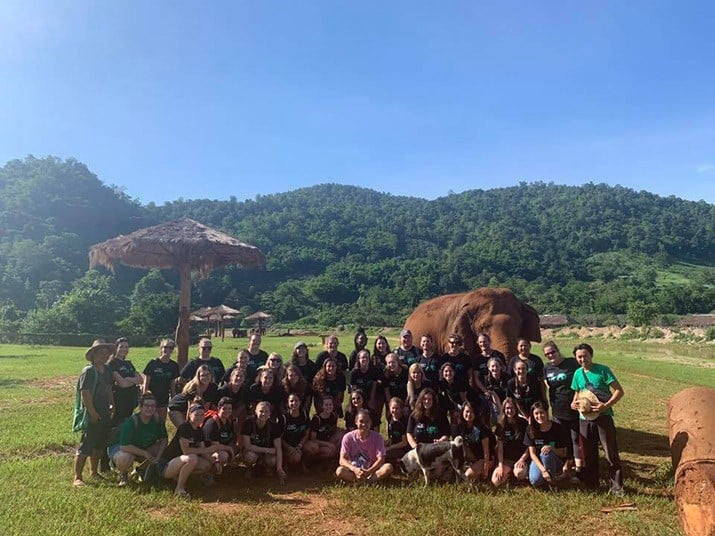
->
[[72, 329, 625, 497]]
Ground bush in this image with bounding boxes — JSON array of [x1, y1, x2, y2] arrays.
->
[[705, 327, 715, 341]]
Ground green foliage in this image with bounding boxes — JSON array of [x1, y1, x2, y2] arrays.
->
[[25, 270, 126, 338], [116, 270, 178, 342], [1, 156, 715, 334], [627, 301, 659, 327]]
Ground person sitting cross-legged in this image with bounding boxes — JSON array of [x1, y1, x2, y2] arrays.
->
[[335, 409, 393, 483], [110, 392, 168, 487]]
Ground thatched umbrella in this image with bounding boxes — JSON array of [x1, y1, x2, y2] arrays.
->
[[245, 310, 272, 334], [89, 218, 265, 368], [192, 304, 242, 340]]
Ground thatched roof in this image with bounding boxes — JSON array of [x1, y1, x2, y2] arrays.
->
[[89, 218, 265, 278], [679, 315, 715, 327], [209, 304, 241, 316], [539, 314, 573, 328], [245, 311, 271, 320]]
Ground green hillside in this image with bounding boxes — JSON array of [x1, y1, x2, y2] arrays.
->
[[0, 156, 713, 339]]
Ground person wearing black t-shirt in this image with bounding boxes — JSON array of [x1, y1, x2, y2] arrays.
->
[[291, 341, 319, 385], [216, 367, 249, 432], [474, 332, 507, 382], [542, 340, 581, 470], [168, 364, 220, 427], [202, 397, 237, 474], [524, 402, 573, 488], [245, 333, 269, 385], [281, 364, 313, 415], [416, 334, 440, 383], [452, 401, 494, 482], [247, 368, 283, 418], [179, 337, 226, 389], [161, 404, 216, 498], [492, 397, 529, 487], [438, 333, 473, 383], [222, 349, 250, 384], [406, 388, 450, 448], [315, 335, 349, 372], [303, 397, 343, 461], [241, 401, 286, 483], [506, 338, 545, 382], [507, 360, 546, 420], [436, 361, 468, 423], [107, 337, 143, 427], [349, 350, 380, 410], [395, 329, 420, 367], [372, 335, 391, 369], [482, 357, 509, 424], [281, 393, 310, 468], [344, 388, 381, 432], [143, 339, 180, 421], [347, 329, 368, 370], [384, 397, 409, 462], [312, 357, 346, 417], [383, 353, 409, 417]]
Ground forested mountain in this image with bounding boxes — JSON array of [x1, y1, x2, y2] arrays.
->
[[1, 156, 714, 340]]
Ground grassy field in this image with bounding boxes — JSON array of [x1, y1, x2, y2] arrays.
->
[[1, 333, 713, 535]]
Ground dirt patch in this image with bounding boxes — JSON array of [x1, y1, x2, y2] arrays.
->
[[147, 505, 183, 521], [28, 376, 76, 391], [198, 486, 358, 536]]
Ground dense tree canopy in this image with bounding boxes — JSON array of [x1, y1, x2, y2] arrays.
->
[[1, 156, 713, 339]]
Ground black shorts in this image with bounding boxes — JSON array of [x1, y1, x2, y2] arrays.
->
[[77, 416, 111, 456]]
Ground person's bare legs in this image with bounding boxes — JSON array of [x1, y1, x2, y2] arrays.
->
[[163, 454, 198, 496]]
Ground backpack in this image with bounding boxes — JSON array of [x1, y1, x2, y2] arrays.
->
[[72, 365, 98, 433]]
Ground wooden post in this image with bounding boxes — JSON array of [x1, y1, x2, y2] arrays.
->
[[668, 387, 715, 536], [175, 264, 192, 370]]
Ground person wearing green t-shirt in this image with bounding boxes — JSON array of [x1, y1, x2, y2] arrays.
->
[[569, 343, 624, 496], [111, 393, 168, 487]]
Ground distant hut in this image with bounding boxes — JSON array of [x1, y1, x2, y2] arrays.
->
[[245, 311, 272, 335], [679, 315, 715, 328], [539, 315, 573, 328]]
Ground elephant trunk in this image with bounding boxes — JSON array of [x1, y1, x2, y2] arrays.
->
[[668, 387, 715, 536]]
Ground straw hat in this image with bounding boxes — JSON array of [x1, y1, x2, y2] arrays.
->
[[576, 389, 601, 421], [85, 339, 115, 361]]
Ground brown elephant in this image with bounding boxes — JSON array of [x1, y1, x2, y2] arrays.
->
[[403, 287, 541, 358]]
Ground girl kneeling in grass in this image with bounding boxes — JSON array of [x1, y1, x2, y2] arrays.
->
[[281, 393, 310, 470], [492, 397, 529, 487], [241, 401, 286, 484], [160, 404, 217, 498], [304, 397, 344, 462]]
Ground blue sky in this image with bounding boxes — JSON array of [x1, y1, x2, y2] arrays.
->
[[1, 1, 714, 204]]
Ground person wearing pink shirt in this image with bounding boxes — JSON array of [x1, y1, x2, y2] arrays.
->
[[335, 410, 393, 483]]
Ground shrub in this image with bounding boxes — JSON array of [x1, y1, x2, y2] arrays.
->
[[705, 327, 715, 341]]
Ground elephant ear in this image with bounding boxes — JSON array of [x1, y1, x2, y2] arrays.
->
[[520, 303, 542, 342]]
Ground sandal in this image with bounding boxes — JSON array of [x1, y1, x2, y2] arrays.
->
[[174, 489, 191, 499], [73, 479, 86, 488]]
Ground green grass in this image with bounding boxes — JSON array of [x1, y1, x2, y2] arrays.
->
[[655, 261, 715, 287], [1, 336, 712, 535]]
